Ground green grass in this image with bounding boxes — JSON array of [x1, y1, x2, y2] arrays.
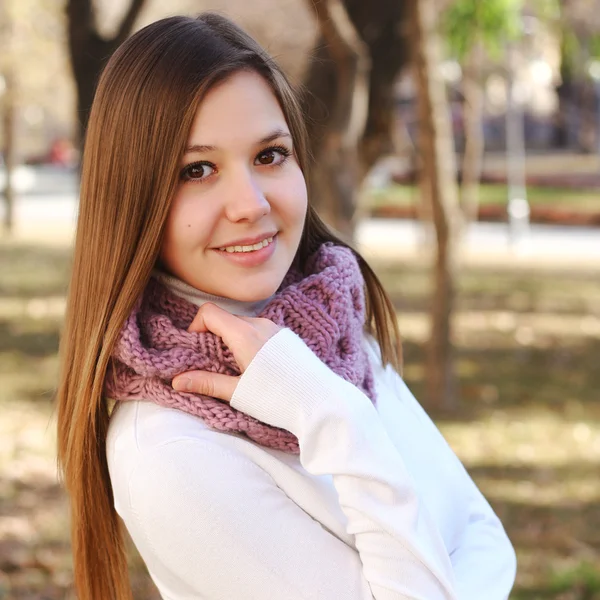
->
[[376, 261, 600, 599], [511, 562, 600, 599], [364, 183, 600, 212], [0, 242, 599, 598]]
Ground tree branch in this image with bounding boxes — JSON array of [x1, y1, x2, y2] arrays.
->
[[308, 0, 370, 144], [310, 0, 364, 64], [66, 0, 96, 42], [115, 0, 146, 45]]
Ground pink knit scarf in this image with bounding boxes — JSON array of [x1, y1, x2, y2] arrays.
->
[[104, 242, 376, 454]]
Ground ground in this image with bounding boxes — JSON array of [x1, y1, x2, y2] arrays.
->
[[0, 240, 598, 599]]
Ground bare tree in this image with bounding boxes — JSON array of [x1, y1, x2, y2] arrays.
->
[[409, 0, 462, 410], [460, 42, 485, 223], [66, 0, 147, 145], [305, 0, 462, 410], [304, 0, 370, 238], [0, 0, 16, 235], [303, 0, 411, 236], [443, 0, 522, 223], [1, 74, 16, 235]]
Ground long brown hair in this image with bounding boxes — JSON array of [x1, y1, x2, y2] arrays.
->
[[56, 12, 402, 599]]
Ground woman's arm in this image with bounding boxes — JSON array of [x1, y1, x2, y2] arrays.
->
[[386, 374, 517, 600], [120, 347, 458, 598], [229, 328, 457, 599], [126, 438, 379, 600], [122, 327, 458, 599]]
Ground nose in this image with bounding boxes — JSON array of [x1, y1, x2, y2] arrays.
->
[[224, 168, 271, 223]]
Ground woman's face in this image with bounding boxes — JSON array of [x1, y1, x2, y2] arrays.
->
[[160, 70, 308, 302]]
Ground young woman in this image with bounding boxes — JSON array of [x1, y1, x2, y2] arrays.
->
[[56, 12, 516, 600]]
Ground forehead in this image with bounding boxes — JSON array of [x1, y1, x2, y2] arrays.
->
[[187, 70, 288, 145]]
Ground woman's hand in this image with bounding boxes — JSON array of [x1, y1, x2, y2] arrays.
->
[[172, 302, 281, 402]]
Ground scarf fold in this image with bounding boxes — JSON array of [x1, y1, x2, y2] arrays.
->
[[105, 242, 376, 454]]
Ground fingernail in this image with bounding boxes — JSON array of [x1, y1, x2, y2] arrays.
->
[[173, 377, 192, 392]]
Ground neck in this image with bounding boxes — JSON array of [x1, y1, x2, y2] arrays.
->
[[151, 269, 273, 317]]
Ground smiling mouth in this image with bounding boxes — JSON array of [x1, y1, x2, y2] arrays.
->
[[218, 235, 275, 254]]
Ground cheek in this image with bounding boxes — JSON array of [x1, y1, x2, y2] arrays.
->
[[281, 170, 308, 228], [162, 202, 187, 257], [160, 192, 214, 262], [159, 212, 182, 269], [293, 196, 308, 231]]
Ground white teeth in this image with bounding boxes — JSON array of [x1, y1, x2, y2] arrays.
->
[[219, 236, 275, 253]]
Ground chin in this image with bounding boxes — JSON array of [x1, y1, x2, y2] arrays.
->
[[225, 285, 278, 303], [225, 273, 285, 303]]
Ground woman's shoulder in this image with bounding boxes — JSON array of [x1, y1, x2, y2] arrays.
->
[[106, 401, 261, 505], [362, 331, 382, 363], [107, 400, 212, 460], [106, 399, 267, 464], [362, 331, 400, 390]]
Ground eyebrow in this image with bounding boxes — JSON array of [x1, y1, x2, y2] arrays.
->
[[184, 128, 292, 154]]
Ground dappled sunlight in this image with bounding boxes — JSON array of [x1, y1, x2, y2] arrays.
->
[[398, 310, 600, 345], [377, 260, 600, 597], [440, 410, 600, 466], [514, 550, 600, 598], [0, 243, 598, 597], [0, 400, 71, 597], [0, 351, 59, 404], [477, 471, 600, 505], [0, 243, 71, 299], [2, 0, 598, 595], [439, 411, 600, 596], [0, 297, 66, 321]]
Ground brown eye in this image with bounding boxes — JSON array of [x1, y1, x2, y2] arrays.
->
[[255, 146, 291, 167], [188, 164, 205, 178], [257, 150, 276, 165], [180, 162, 215, 182]]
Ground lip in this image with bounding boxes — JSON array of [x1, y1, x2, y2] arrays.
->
[[214, 231, 278, 249], [214, 233, 277, 267]]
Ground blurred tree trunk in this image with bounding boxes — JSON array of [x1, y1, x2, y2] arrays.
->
[[578, 56, 597, 154], [303, 0, 411, 237], [409, 0, 461, 411], [460, 41, 484, 222], [0, 1, 16, 235], [304, 0, 370, 239], [553, 0, 576, 150], [554, 79, 573, 149], [66, 0, 147, 147], [1, 71, 16, 235]]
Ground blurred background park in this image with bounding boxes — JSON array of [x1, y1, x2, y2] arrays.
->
[[0, 0, 599, 598]]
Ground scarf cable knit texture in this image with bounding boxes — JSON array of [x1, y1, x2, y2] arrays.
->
[[105, 242, 376, 454]]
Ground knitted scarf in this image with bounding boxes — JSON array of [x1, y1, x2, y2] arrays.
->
[[105, 242, 376, 454]]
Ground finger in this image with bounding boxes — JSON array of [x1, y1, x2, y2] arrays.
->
[[233, 315, 256, 324], [172, 370, 239, 403], [188, 312, 251, 332], [186, 303, 280, 372], [187, 311, 208, 333], [187, 303, 249, 339], [187, 303, 212, 333]]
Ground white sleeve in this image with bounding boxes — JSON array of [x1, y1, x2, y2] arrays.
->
[[389, 375, 517, 600], [126, 439, 378, 600], [230, 328, 457, 600]]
